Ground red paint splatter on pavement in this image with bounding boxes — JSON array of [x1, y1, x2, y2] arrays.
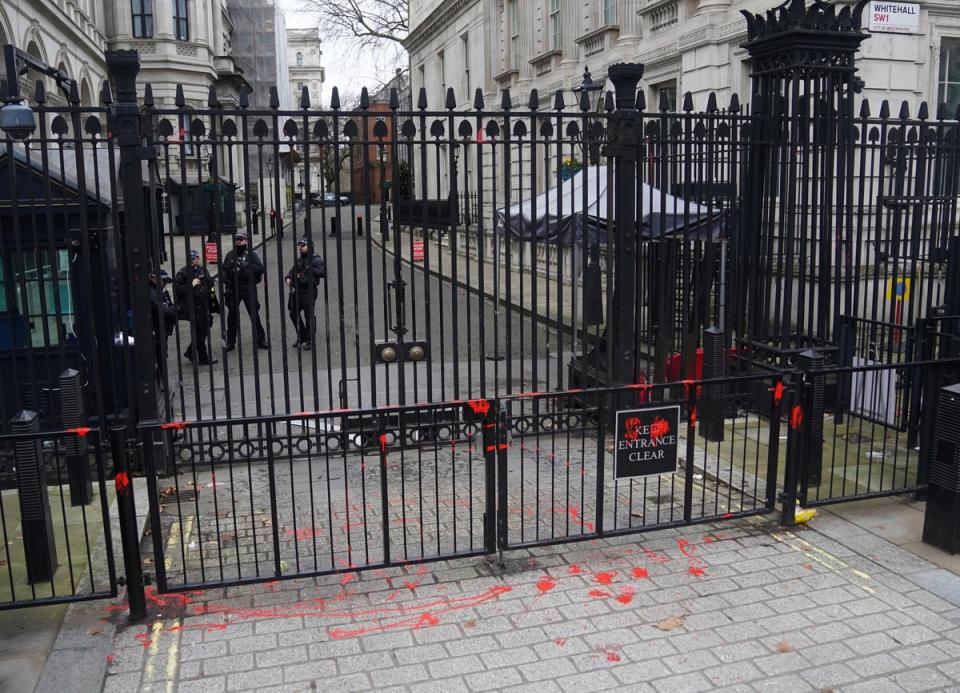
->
[[689, 566, 706, 577], [631, 567, 649, 579], [286, 527, 322, 540], [641, 547, 672, 563], [340, 572, 357, 586], [568, 564, 582, 575], [677, 539, 694, 558], [589, 589, 611, 599], [594, 571, 616, 585], [536, 576, 557, 595], [607, 651, 621, 662], [403, 580, 419, 591], [134, 632, 152, 648], [615, 586, 636, 605], [555, 638, 567, 646]]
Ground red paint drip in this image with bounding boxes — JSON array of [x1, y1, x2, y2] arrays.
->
[[67, 426, 92, 437], [595, 571, 616, 585], [114, 471, 130, 496], [105, 655, 114, 664], [689, 407, 698, 426], [466, 399, 490, 416], [536, 575, 557, 595], [790, 405, 804, 430], [379, 434, 388, 453], [631, 567, 649, 579], [160, 421, 187, 430], [771, 381, 784, 405]]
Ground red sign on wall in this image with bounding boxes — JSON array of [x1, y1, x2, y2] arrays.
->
[[412, 240, 425, 262], [204, 241, 219, 264]]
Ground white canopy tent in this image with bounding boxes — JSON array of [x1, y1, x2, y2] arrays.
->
[[494, 165, 724, 245]]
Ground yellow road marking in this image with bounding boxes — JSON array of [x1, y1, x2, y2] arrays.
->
[[770, 530, 875, 594]]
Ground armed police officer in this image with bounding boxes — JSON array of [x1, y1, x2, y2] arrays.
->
[[285, 237, 326, 350], [148, 269, 176, 387], [221, 231, 268, 350], [174, 249, 218, 365]]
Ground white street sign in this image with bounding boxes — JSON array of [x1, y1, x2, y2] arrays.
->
[[868, 1, 920, 34]]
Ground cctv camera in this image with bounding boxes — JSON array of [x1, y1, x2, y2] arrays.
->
[[0, 103, 36, 140]]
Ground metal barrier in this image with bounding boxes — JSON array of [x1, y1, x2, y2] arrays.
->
[[0, 424, 117, 610]]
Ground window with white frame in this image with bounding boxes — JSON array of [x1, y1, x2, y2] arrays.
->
[[603, 0, 617, 25], [462, 33, 471, 97], [939, 38, 960, 114], [174, 0, 189, 41], [510, 0, 520, 70], [550, 0, 561, 51], [296, 52, 303, 66], [132, 0, 153, 38], [438, 50, 446, 96]]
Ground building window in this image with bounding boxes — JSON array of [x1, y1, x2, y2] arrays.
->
[[297, 81, 304, 92], [550, 0, 561, 51], [179, 113, 193, 155], [939, 38, 960, 114], [603, 0, 617, 25], [131, 0, 153, 38], [438, 50, 446, 95], [0, 250, 74, 348], [653, 80, 678, 111], [174, 0, 189, 40], [462, 33, 471, 97], [296, 52, 303, 66], [510, 0, 520, 70]]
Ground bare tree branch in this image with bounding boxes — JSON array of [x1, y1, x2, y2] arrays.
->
[[301, 0, 408, 50]]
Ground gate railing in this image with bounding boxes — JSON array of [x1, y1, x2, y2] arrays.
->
[[0, 426, 117, 610]]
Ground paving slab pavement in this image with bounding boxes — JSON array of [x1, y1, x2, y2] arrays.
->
[[68, 501, 960, 693]]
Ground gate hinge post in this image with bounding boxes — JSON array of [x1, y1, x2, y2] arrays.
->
[[109, 425, 147, 621]]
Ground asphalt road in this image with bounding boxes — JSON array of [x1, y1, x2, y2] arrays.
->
[[162, 205, 575, 421]]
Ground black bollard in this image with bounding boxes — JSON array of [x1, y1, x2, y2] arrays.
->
[[923, 382, 960, 555], [60, 368, 92, 505], [357, 216, 363, 237], [11, 410, 58, 583], [330, 217, 338, 237], [699, 327, 725, 442]]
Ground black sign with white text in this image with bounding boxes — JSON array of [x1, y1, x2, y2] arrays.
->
[[614, 406, 680, 479]]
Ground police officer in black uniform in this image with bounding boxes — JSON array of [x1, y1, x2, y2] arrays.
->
[[149, 269, 176, 385], [221, 231, 268, 350], [285, 237, 326, 349], [174, 249, 218, 365]]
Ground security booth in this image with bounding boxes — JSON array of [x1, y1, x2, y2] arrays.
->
[[0, 143, 132, 432], [167, 174, 237, 236]]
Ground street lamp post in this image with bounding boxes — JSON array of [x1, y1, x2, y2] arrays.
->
[[572, 67, 603, 165]]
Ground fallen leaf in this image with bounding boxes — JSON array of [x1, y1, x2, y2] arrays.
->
[[87, 627, 102, 636], [776, 640, 793, 653], [655, 615, 685, 631], [463, 620, 477, 629]]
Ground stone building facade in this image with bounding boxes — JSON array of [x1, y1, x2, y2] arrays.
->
[[288, 27, 325, 196], [408, 0, 960, 119]]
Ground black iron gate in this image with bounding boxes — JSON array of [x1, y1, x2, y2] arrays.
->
[[2, 0, 960, 611]]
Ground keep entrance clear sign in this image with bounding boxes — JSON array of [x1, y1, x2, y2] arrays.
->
[[614, 405, 680, 479]]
